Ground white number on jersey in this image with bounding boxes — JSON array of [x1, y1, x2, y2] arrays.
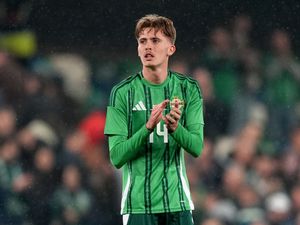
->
[[149, 122, 168, 143]]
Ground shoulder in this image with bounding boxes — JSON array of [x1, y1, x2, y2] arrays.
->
[[170, 70, 200, 88], [111, 73, 141, 93], [109, 73, 140, 106], [110, 73, 141, 96], [171, 71, 202, 99]]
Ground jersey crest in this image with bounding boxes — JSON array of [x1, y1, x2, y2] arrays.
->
[[170, 96, 184, 110]]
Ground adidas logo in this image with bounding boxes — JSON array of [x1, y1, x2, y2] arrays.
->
[[132, 101, 146, 111]]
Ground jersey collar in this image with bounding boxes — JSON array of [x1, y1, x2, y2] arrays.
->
[[139, 70, 171, 88]]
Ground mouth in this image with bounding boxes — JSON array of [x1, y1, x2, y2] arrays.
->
[[144, 53, 154, 59]]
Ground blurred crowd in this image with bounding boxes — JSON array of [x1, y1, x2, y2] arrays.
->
[[183, 15, 300, 225], [0, 51, 121, 225], [1, 3, 300, 225]]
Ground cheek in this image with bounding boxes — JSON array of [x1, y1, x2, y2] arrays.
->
[[137, 46, 143, 56], [162, 46, 171, 55], [155, 47, 167, 56], [165, 49, 171, 57]]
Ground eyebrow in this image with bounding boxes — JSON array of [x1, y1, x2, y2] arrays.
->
[[138, 37, 161, 41]]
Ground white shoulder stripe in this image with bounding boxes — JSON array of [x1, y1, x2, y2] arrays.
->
[[123, 214, 129, 225], [121, 172, 131, 214], [179, 152, 194, 209]]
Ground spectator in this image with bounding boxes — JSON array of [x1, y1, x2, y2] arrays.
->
[[0, 105, 16, 138], [188, 138, 224, 193], [0, 136, 31, 225], [193, 67, 230, 139], [235, 184, 265, 225], [251, 153, 281, 197], [265, 192, 294, 225], [228, 122, 262, 170], [50, 164, 91, 225], [201, 218, 225, 225], [291, 184, 300, 221], [170, 59, 189, 75], [0, 55, 25, 109], [200, 27, 240, 107], [263, 29, 300, 149], [231, 14, 253, 57], [56, 129, 87, 171], [222, 163, 246, 200], [25, 145, 58, 225]]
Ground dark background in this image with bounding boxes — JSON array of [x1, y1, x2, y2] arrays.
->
[[19, 0, 300, 54]]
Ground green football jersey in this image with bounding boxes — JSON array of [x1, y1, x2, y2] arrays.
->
[[104, 71, 204, 214]]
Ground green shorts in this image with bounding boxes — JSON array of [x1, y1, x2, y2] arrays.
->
[[122, 211, 194, 225]]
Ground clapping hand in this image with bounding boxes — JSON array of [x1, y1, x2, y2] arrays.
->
[[163, 102, 181, 132]]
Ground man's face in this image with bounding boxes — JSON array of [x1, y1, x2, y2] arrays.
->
[[137, 28, 175, 68]]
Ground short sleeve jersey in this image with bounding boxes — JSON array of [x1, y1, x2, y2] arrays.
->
[[104, 71, 204, 214]]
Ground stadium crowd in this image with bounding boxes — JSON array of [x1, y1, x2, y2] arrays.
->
[[1, 10, 300, 225]]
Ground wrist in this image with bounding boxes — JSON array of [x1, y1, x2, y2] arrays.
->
[[167, 125, 177, 133], [146, 124, 154, 132], [170, 123, 181, 136]]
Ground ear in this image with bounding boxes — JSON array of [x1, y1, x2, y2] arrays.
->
[[167, 45, 176, 56]]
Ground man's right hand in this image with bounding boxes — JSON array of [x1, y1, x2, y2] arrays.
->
[[146, 99, 169, 131]]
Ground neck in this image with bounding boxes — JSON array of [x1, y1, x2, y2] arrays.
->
[[142, 66, 168, 84]]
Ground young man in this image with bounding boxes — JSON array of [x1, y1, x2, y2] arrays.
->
[[104, 14, 204, 225]]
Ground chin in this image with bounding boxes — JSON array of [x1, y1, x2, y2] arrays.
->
[[145, 64, 158, 69], [142, 61, 156, 67]]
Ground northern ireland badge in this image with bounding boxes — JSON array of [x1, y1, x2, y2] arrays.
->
[[170, 96, 184, 109]]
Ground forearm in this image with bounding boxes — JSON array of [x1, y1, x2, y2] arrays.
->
[[109, 125, 151, 169], [170, 123, 204, 157]]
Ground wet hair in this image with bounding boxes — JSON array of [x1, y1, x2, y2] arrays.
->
[[135, 14, 176, 44]]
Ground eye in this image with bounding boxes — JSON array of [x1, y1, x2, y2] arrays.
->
[[152, 38, 159, 44], [139, 39, 146, 44]]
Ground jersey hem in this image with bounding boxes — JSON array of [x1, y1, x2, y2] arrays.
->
[[121, 207, 194, 215]]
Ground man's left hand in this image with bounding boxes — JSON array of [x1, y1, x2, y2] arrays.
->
[[163, 103, 181, 132]]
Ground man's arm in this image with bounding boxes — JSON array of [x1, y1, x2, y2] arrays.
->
[[170, 123, 204, 157], [108, 125, 150, 169], [164, 82, 204, 157], [106, 100, 169, 169]]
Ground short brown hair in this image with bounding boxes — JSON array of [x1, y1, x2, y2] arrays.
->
[[135, 14, 176, 44]]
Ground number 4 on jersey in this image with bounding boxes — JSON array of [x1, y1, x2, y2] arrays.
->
[[149, 122, 168, 143]]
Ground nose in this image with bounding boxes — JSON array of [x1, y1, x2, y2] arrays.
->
[[145, 41, 152, 50]]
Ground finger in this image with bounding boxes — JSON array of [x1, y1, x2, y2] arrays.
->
[[170, 110, 180, 120], [175, 102, 179, 108], [160, 99, 169, 109], [152, 101, 169, 117], [152, 100, 169, 113], [152, 103, 166, 114], [166, 114, 176, 124], [162, 116, 169, 125], [151, 109, 164, 120], [171, 107, 181, 115]]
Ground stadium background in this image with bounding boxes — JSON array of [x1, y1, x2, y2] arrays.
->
[[1, 0, 300, 225]]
